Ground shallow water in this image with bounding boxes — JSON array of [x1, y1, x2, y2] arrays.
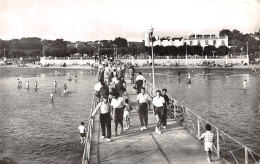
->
[[0, 69, 98, 164], [141, 68, 259, 153], [0, 67, 259, 163]]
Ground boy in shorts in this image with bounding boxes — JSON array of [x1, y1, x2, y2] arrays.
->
[[123, 99, 133, 129], [78, 122, 87, 144], [199, 124, 214, 164]]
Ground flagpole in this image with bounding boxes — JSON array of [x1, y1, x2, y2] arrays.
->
[[150, 26, 155, 86]]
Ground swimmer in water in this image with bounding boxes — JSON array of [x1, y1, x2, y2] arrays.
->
[[54, 81, 57, 89], [17, 79, 21, 88], [64, 84, 67, 93], [68, 77, 72, 81], [34, 81, 38, 89], [186, 72, 191, 84], [243, 80, 247, 90], [74, 73, 77, 78], [26, 81, 29, 88], [50, 92, 54, 101]]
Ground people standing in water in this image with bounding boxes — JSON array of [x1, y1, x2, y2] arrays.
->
[[50, 92, 54, 101], [74, 73, 77, 78], [17, 79, 22, 88], [54, 81, 57, 89], [243, 80, 247, 90], [78, 122, 87, 144], [34, 81, 38, 89], [64, 84, 67, 93], [186, 72, 191, 84], [26, 81, 30, 88], [178, 71, 181, 77]]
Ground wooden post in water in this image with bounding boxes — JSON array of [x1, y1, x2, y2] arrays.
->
[[217, 129, 220, 158], [245, 147, 248, 164]]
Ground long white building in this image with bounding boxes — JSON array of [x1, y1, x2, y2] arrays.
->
[[145, 32, 228, 48]]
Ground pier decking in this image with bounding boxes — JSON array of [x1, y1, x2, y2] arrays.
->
[[89, 79, 226, 164]]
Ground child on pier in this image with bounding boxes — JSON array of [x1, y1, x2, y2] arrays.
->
[[199, 124, 214, 164], [123, 99, 133, 129]]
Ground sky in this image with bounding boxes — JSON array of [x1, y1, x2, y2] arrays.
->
[[0, 0, 260, 42]]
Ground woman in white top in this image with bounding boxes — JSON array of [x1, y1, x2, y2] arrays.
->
[[111, 93, 125, 136], [152, 90, 165, 134]]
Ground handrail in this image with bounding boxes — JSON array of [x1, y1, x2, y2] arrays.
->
[[82, 96, 96, 164], [145, 82, 260, 164]]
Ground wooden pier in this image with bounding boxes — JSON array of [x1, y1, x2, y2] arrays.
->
[[88, 79, 226, 164]]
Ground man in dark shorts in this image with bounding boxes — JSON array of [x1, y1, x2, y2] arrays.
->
[[152, 90, 165, 134]]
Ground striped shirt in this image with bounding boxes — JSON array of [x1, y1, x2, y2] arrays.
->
[[200, 131, 214, 142]]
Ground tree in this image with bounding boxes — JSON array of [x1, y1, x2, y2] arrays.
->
[[217, 46, 229, 55], [203, 46, 217, 56], [219, 29, 232, 39], [113, 37, 128, 47]]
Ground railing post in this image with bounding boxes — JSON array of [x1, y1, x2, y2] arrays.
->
[[197, 116, 200, 138], [245, 147, 248, 164], [217, 129, 220, 158]]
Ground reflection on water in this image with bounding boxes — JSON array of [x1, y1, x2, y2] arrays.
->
[[0, 70, 97, 164], [142, 68, 259, 152]]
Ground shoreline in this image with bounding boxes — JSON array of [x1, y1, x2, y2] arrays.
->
[[135, 65, 260, 70]]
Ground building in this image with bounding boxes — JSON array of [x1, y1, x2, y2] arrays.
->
[[145, 32, 228, 48]]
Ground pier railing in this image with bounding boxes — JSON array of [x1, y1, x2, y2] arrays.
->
[[145, 82, 260, 164], [82, 96, 96, 164]]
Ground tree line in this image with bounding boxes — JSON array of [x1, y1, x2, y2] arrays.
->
[[0, 29, 259, 59]]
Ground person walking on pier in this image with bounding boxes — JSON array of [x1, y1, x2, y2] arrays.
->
[[115, 78, 126, 97], [161, 89, 169, 129], [137, 87, 151, 131], [78, 122, 87, 144], [91, 98, 112, 142], [123, 99, 133, 129], [136, 72, 146, 94], [111, 93, 125, 136], [199, 124, 214, 164], [98, 68, 105, 82], [100, 81, 109, 101], [94, 80, 103, 103], [128, 66, 135, 84], [152, 90, 165, 134]]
